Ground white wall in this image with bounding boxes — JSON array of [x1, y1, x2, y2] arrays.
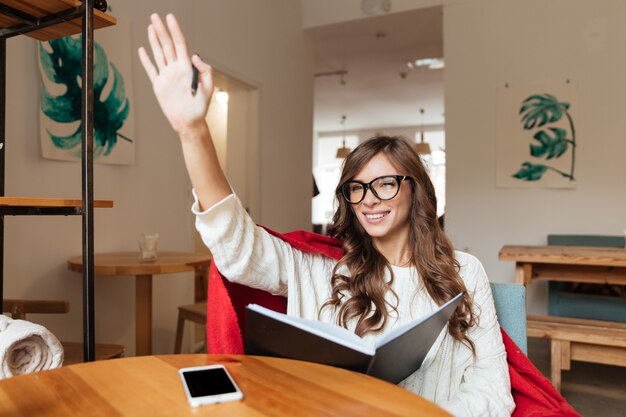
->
[[300, 0, 441, 28], [444, 0, 626, 313], [4, 0, 313, 356], [301, 0, 626, 316], [188, 1, 314, 230]]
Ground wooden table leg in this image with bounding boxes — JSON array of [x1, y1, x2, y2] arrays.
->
[[515, 263, 533, 285], [193, 265, 209, 347], [549, 338, 572, 393], [136, 274, 153, 356], [550, 339, 561, 393]]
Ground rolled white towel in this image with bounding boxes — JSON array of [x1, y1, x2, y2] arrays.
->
[[0, 315, 64, 379]]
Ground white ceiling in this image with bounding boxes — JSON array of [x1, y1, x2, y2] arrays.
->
[[309, 6, 444, 134]]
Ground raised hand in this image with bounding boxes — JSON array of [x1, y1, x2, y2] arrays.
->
[[138, 13, 214, 135]]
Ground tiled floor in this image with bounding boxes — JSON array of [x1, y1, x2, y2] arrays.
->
[[527, 338, 626, 417]]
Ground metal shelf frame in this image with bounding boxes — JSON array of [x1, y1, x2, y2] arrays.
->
[[0, 0, 97, 362], [0, 3, 83, 39]]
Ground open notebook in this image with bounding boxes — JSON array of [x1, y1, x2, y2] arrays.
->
[[245, 292, 463, 384]]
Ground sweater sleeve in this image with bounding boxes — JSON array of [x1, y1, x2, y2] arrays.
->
[[192, 192, 316, 296], [439, 255, 516, 417]]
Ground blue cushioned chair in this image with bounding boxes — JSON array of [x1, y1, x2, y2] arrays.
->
[[547, 234, 626, 323], [490, 282, 527, 354]]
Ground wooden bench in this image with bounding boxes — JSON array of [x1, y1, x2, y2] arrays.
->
[[527, 315, 626, 392]]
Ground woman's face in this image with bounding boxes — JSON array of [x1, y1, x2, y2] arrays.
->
[[350, 153, 413, 245]]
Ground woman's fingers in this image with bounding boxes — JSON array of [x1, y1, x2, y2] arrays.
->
[[137, 47, 157, 83], [166, 14, 190, 62], [148, 25, 165, 68], [151, 13, 177, 64], [147, 24, 165, 70], [191, 55, 211, 74]]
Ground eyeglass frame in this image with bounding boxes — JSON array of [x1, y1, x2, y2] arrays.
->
[[340, 175, 414, 204]]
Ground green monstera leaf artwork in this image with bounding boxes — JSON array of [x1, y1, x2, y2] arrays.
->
[[519, 94, 569, 129], [512, 162, 548, 181], [39, 34, 133, 162], [530, 128, 570, 159], [512, 93, 576, 182]]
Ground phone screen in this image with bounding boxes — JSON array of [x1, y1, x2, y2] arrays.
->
[[182, 368, 238, 398]]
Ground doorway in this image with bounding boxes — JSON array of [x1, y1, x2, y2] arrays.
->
[[193, 68, 259, 255], [189, 68, 259, 352]]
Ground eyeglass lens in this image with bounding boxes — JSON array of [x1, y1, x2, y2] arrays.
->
[[343, 176, 402, 204]]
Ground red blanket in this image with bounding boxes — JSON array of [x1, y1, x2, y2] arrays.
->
[[206, 229, 580, 417]]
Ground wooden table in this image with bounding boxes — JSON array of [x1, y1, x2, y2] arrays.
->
[[67, 252, 211, 356], [498, 244, 626, 391], [498, 245, 626, 285], [0, 354, 450, 416]]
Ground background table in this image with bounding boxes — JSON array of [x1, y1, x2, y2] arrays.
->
[[67, 252, 211, 356], [498, 245, 626, 285], [499, 244, 626, 391], [0, 354, 450, 416]]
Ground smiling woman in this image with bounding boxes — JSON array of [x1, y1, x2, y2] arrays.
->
[[138, 13, 514, 415]]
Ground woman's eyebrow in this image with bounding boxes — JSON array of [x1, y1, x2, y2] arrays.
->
[[350, 178, 368, 184], [353, 175, 396, 183]]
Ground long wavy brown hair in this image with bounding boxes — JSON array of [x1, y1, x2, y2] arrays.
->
[[322, 135, 476, 351]]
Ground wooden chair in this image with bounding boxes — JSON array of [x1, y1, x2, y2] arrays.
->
[[174, 302, 207, 354], [174, 257, 210, 354], [2, 298, 125, 365]]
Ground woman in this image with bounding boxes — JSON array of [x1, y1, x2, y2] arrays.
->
[[138, 13, 515, 416]]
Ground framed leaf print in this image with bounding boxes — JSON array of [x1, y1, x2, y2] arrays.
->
[[496, 84, 578, 188], [37, 13, 135, 165]]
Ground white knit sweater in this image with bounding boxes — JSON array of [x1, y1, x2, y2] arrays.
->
[[193, 193, 515, 417]]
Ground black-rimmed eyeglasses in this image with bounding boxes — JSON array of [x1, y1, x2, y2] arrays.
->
[[340, 175, 413, 204]]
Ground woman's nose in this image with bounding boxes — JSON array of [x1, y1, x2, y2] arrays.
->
[[361, 188, 380, 206]]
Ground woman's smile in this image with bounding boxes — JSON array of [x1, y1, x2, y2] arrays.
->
[[362, 210, 390, 223]]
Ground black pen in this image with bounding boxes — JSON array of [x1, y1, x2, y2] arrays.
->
[[191, 63, 199, 96]]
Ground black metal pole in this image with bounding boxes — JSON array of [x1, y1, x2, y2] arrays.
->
[[81, 0, 95, 363], [0, 38, 5, 305]]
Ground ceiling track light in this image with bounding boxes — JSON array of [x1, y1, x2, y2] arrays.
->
[[406, 58, 445, 71], [314, 70, 349, 86], [361, 0, 392, 15]]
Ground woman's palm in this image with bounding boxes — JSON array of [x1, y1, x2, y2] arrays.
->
[[152, 59, 212, 134]]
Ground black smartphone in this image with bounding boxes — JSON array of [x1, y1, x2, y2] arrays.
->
[[179, 365, 244, 407]]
